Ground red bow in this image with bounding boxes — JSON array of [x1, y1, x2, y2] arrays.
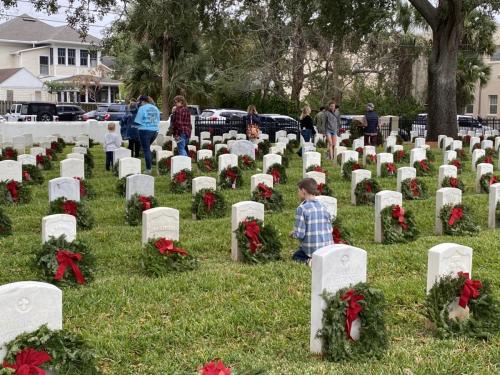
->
[[164, 158, 171, 169], [54, 249, 86, 284], [386, 163, 396, 174], [397, 150, 405, 161], [458, 272, 482, 308], [36, 155, 44, 165], [489, 176, 498, 185], [2, 348, 52, 375], [189, 150, 196, 160], [369, 154, 377, 162], [356, 147, 363, 154], [22, 171, 31, 182], [271, 168, 281, 184], [203, 159, 213, 171], [243, 220, 261, 254], [51, 141, 58, 150], [45, 149, 53, 159], [4, 148, 15, 159], [341, 290, 364, 341], [391, 205, 408, 231], [317, 183, 325, 194], [419, 160, 430, 171], [74, 177, 86, 198], [175, 171, 187, 184], [138, 196, 151, 211], [243, 155, 252, 165], [314, 166, 324, 173], [485, 156, 493, 164], [449, 177, 459, 188], [203, 191, 216, 211], [154, 238, 188, 256], [6, 180, 19, 202], [352, 163, 361, 171], [226, 169, 237, 183], [62, 200, 78, 216], [409, 179, 420, 197], [257, 183, 273, 199], [200, 360, 231, 375], [448, 207, 463, 226], [332, 226, 346, 244], [364, 181, 372, 193], [451, 159, 461, 169]]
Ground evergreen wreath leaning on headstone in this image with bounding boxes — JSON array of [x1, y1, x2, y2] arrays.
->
[[142, 237, 198, 276], [192, 188, 226, 220], [235, 217, 282, 264]]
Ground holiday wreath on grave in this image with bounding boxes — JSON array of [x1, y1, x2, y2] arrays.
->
[[342, 160, 362, 180], [340, 139, 352, 148], [462, 135, 471, 146], [75, 177, 96, 200], [449, 159, 463, 173], [235, 218, 282, 263], [116, 175, 131, 196], [158, 156, 172, 175], [475, 155, 494, 168], [479, 173, 499, 193], [401, 178, 429, 200], [318, 283, 388, 362], [51, 140, 63, 153], [307, 165, 328, 176], [22, 164, 44, 185], [170, 169, 194, 194], [126, 194, 158, 226], [188, 149, 197, 161], [35, 235, 94, 286], [316, 139, 327, 149], [257, 140, 270, 159], [426, 149, 436, 162], [439, 204, 479, 236], [142, 237, 198, 276], [197, 157, 216, 173], [202, 143, 214, 151], [484, 147, 496, 158], [1, 147, 17, 160], [267, 163, 287, 184], [354, 178, 381, 205], [0, 207, 12, 237], [380, 162, 397, 178], [192, 188, 226, 220], [189, 139, 200, 149], [414, 159, 434, 176], [441, 176, 465, 191], [332, 217, 352, 245], [288, 138, 300, 149], [251, 183, 284, 212], [424, 273, 499, 339], [317, 182, 333, 196], [84, 152, 94, 178], [36, 154, 52, 170], [380, 204, 419, 244], [238, 155, 256, 170], [0, 325, 99, 375], [497, 202, 500, 224], [365, 153, 377, 165], [393, 149, 409, 163], [0, 180, 31, 205], [216, 147, 230, 159], [219, 166, 243, 190], [456, 148, 468, 161], [49, 198, 95, 230]]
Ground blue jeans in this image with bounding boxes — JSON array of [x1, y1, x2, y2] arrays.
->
[[292, 249, 310, 264], [177, 134, 188, 156], [139, 129, 158, 170], [297, 129, 312, 157]]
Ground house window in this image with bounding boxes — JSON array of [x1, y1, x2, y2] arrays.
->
[[90, 51, 97, 67], [489, 95, 498, 114], [491, 46, 500, 61], [58, 48, 66, 65], [39, 56, 49, 75], [80, 50, 88, 66], [68, 49, 76, 65], [6, 90, 13, 101], [49, 48, 53, 65], [465, 103, 474, 114]]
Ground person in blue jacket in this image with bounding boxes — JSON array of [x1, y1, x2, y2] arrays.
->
[[135, 96, 160, 174], [120, 100, 141, 158]]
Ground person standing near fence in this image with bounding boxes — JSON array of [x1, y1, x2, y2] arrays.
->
[[135, 96, 160, 174], [324, 101, 339, 160], [297, 105, 315, 157], [361, 103, 379, 146], [171, 95, 192, 157], [314, 106, 326, 135], [120, 100, 141, 158], [244, 105, 261, 143]]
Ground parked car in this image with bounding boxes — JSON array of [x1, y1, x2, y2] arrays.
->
[[5, 102, 57, 121], [97, 103, 128, 121], [83, 105, 109, 121], [56, 105, 85, 121], [199, 109, 247, 122], [188, 105, 201, 116], [409, 113, 492, 138], [260, 114, 299, 127]]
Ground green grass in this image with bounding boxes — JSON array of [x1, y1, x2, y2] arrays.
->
[[1, 145, 499, 375]]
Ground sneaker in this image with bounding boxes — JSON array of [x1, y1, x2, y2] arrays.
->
[[145, 169, 152, 175]]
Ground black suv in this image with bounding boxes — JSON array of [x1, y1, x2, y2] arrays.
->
[[97, 103, 128, 121], [56, 105, 85, 121], [14, 102, 57, 121]]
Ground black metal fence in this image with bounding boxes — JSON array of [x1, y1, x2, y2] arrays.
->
[[399, 117, 500, 139]]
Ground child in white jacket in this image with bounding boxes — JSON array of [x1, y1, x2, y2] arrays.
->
[[104, 122, 122, 171]]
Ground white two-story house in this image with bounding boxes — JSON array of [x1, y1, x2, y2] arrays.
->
[[0, 14, 121, 104]]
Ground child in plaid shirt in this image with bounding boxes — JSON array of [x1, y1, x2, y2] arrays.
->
[[291, 178, 333, 264]]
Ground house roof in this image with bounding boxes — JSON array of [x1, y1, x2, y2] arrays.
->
[[0, 14, 101, 45], [52, 75, 121, 85], [0, 68, 22, 83]]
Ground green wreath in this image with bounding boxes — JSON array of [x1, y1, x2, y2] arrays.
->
[[393, 150, 409, 163], [1, 147, 17, 160], [479, 173, 499, 194], [0, 325, 98, 375], [332, 217, 352, 245], [35, 235, 94, 287], [189, 139, 199, 149], [197, 157, 216, 173], [238, 155, 256, 170], [476, 155, 494, 168], [414, 160, 434, 176], [484, 147, 496, 157], [449, 159, 463, 174], [116, 175, 130, 196], [267, 163, 288, 184], [216, 147, 230, 159], [45, 148, 58, 161], [318, 283, 388, 362], [316, 139, 327, 148], [235, 218, 282, 264], [112, 162, 119, 177], [472, 143, 481, 151], [306, 164, 328, 176], [219, 166, 243, 189], [57, 137, 66, 149], [0, 206, 12, 237], [48, 198, 95, 230], [380, 205, 419, 244], [288, 139, 300, 149], [380, 162, 397, 178], [201, 143, 214, 151], [126, 194, 158, 226], [76, 178, 96, 200], [51, 140, 63, 153], [456, 148, 468, 161], [340, 139, 352, 148], [317, 183, 333, 196], [257, 140, 270, 159], [342, 160, 362, 180], [365, 154, 377, 165], [158, 157, 172, 175], [251, 184, 284, 212], [84, 153, 94, 178], [424, 274, 499, 339], [496, 202, 500, 224], [426, 149, 436, 162], [355, 178, 380, 205], [142, 238, 198, 276], [439, 204, 479, 236], [22, 164, 44, 185], [192, 188, 226, 220], [0, 180, 31, 205], [401, 178, 428, 200], [36, 155, 53, 170], [170, 169, 194, 194], [441, 176, 465, 192]]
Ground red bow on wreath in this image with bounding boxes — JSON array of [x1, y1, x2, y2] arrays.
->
[[242, 155, 252, 166], [36, 154, 44, 165], [154, 238, 188, 256], [352, 163, 361, 171], [257, 183, 273, 199], [271, 168, 281, 184], [22, 171, 31, 182], [457, 272, 482, 308], [6, 181, 19, 202], [449, 177, 459, 188], [203, 191, 216, 212], [489, 176, 498, 185], [54, 249, 86, 284], [451, 159, 461, 169], [51, 141, 58, 150], [200, 360, 231, 375], [485, 156, 493, 164], [409, 179, 420, 197], [62, 200, 78, 216], [391, 205, 409, 231], [74, 177, 86, 198], [2, 347, 52, 375], [203, 159, 213, 171], [356, 147, 363, 154], [317, 183, 326, 194], [45, 149, 53, 159], [386, 163, 396, 174], [332, 226, 346, 244], [164, 158, 171, 169], [448, 207, 463, 226], [175, 171, 187, 184], [341, 289, 364, 341], [243, 220, 261, 254], [419, 160, 430, 171], [314, 166, 324, 173], [4, 149, 15, 159], [397, 150, 405, 161], [138, 196, 151, 211], [369, 154, 377, 162], [364, 181, 372, 193], [226, 169, 237, 182]]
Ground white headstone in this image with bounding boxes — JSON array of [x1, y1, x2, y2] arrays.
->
[[437, 135, 446, 148], [213, 135, 223, 144], [376, 153, 393, 177], [415, 138, 426, 149], [452, 140, 462, 151], [471, 149, 485, 171], [231, 201, 265, 261], [287, 133, 297, 141], [66, 153, 84, 161], [60, 158, 85, 179], [0, 160, 22, 182], [215, 144, 228, 155], [438, 165, 458, 188], [302, 143, 316, 155], [341, 150, 358, 166], [192, 176, 217, 195], [41, 214, 77, 243], [352, 138, 364, 150], [200, 139, 211, 148], [310, 245, 367, 353], [396, 167, 416, 193], [218, 154, 238, 174], [126, 174, 155, 200], [443, 150, 457, 164], [236, 133, 247, 140], [263, 154, 282, 173], [200, 131, 211, 140], [48, 177, 80, 202], [385, 136, 397, 150], [119, 157, 141, 179], [170, 156, 192, 179], [230, 140, 255, 159], [72, 146, 87, 155], [362, 146, 376, 164], [410, 148, 426, 166], [12, 136, 25, 153], [488, 183, 500, 228], [142, 207, 179, 244], [334, 146, 347, 165], [443, 137, 453, 150], [410, 131, 418, 143], [435, 187, 462, 235], [278, 136, 289, 145], [250, 174, 273, 193], [476, 163, 494, 193], [29, 147, 45, 157], [303, 152, 322, 177], [113, 148, 131, 165], [275, 130, 287, 140], [469, 137, 480, 153], [23, 134, 33, 147], [303, 171, 325, 185], [374, 191, 403, 243], [495, 137, 500, 151], [156, 150, 173, 162], [17, 154, 36, 166], [391, 145, 403, 154], [351, 169, 371, 205], [316, 196, 337, 219], [481, 140, 493, 150], [197, 150, 213, 162]]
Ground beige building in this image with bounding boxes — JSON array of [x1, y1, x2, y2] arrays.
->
[[0, 14, 120, 104]]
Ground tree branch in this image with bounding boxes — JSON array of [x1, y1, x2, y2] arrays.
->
[[408, 0, 438, 30]]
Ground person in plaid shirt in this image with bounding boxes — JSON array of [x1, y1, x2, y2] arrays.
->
[[290, 178, 333, 264], [171, 95, 192, 157]]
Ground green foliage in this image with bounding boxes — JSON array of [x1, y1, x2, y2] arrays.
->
[[78, 179, 96, 200], [251, 185, 284, 212], [170, 169, 194, 194], [414, 160, 434, 177], [218, 166, 243, 190], [235, 218, 282, 264], [401, 178, 428, 200], [116, 176, 128, 197], [257, 140, 270, 159], [48, 198, 94, 230], [479, 173, 499, 194], [126, 194, 158, 226], [158, 157, 172, 175], [354, 178, 380, 205], [238, 155, 256, 170], [37, 155, 53, 171], [0, 207, 12, 237], [22, 165, 44, 185], [380, 205, 419, 244], [332, 217, 352, 245], [197, 157, 216, 173], [380, 162, 397, 178], [142, 239, 198, 276], [191, 189, 226, 220], [342, 160, 362, 180], [0, 181, 31, 205], [439, 204, 479, 236], [266, 163, 288, 184]]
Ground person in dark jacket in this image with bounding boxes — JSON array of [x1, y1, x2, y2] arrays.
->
[[244, 105, 261, 142], [297, 105, 315, 157], [362, 103, 379, 146], [120, 101, 141, 158]]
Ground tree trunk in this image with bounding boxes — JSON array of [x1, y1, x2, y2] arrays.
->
[[290, 18, 306, 109], [161, 35, 173, 120], [397, 45, 413, 101]]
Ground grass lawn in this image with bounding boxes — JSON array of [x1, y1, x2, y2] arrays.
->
[[1, 143, 499, 375]]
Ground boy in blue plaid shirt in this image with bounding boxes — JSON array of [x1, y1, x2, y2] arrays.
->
[[291, 178, 333, 264]]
